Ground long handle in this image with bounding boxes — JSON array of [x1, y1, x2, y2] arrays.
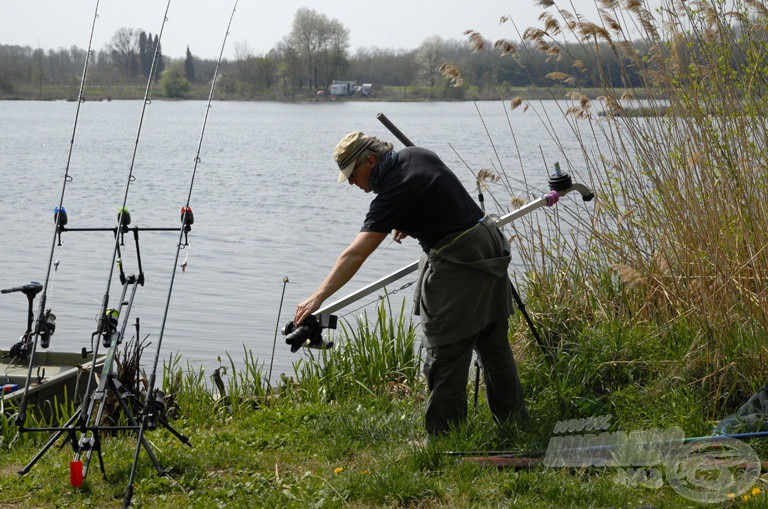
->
[[317, 186, 590, 316], [377, 112, 414, 147], [316, 114, 593, 317]]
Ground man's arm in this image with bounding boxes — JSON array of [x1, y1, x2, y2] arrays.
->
[[294, 231, 387, 324]]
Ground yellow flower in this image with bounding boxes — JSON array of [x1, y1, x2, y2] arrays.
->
[[727, 493, 735, 499], [333, 467, 343, 475], [753, 487, 762, 496], [743, 494, 750, 501]]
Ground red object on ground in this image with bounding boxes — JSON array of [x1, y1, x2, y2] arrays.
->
[[70, 461, 83, 487]]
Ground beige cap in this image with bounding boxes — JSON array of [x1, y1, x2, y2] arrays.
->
[[333, 131, 375, 183]]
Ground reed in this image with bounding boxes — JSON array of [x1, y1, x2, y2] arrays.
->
[[292, 298, 421, 403], [162, 351, 218, 421], [450, 0, 768, 410]]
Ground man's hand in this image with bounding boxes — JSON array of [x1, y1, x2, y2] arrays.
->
[[292, 231, 387, 325], [294, 294, 322, 326], [393, 230, 408, 244]]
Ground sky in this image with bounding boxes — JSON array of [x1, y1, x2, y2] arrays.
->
[[0, 0, 604, 60]]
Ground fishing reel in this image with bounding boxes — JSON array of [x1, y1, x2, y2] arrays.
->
[[7, 338, 32, 360], [39, 309, 56, 349], [3, 318, 54, 360], [1, 281, 54, 357], [281, 314, 337, 353], [101, 308, 120, 348]]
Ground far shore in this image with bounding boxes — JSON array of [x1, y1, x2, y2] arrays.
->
[[0, 84, 644, 103]]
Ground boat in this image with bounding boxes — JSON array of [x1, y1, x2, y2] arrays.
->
[[1, 350, 106, 418]]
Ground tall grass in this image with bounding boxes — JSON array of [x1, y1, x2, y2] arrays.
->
[[292, 298, 421, 403], [161, 349, 271, 421], [155, 298, 420, 420], [449, 0, 768, 413]]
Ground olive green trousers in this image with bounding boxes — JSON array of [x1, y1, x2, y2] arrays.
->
[[422, 319, 528, 436]]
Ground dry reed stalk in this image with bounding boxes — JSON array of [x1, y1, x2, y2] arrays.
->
[[458, 1, 768, 325], [450, 0, 768, 397]]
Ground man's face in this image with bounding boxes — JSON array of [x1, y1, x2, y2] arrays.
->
[[348, 155, 375, 193]]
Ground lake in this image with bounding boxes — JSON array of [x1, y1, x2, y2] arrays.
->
[[0, 99, 592, 379]]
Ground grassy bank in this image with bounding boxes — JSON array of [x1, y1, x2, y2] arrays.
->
[[1, 297, 767, 508], [4, 0, 768, 506], [0, 81, 632, 103]]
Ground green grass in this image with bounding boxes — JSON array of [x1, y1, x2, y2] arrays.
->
[[6, 1, 768, 506], [2, 296, 766, 507], [0, 398, 748, 508]]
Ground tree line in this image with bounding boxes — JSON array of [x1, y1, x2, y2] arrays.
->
[[1, 7, 646, 100]]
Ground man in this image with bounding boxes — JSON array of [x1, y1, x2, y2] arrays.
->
[[294, 131, 527, 436]]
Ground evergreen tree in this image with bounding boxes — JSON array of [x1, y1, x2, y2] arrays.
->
[[184, 46, 196, 83], [153, 35, 164, 81], [139, 31, 150, 78]]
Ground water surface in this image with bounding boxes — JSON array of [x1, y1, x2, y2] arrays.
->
[[0, 99, 590, 377]]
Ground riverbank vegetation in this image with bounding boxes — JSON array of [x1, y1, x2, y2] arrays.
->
[[0, 6, 646, 102], [3, 298, 765, 508], [3, 0, 768, 507]]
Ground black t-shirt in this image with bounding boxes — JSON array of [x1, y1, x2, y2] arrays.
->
[[361, 147, 484, 252]]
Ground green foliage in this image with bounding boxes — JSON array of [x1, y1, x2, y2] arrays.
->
[[0, 75, 13, 94], [291, 298, 421, 403], [0, 15, 652, 100], [160, 62, 192, 98], [1, 303, 763, 508]]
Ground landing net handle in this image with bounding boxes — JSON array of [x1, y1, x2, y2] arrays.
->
[[315, 114, 593, 317]]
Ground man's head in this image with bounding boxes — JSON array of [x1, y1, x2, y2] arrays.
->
[[333, 131, 375, 184], [333, 132, 393, 193]]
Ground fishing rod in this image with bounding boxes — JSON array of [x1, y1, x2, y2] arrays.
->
[[72, 0, 173, 434], [124, 2, 239, 506], [447, 429, 768, 463], [12, 0, 102, 427], [316, 174, 593, 316], [268, 276, 290, 393], [282, 113, 594, 352], [15, 0, 186, 494]]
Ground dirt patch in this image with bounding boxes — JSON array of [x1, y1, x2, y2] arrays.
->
[[0, 464, 20, 478]]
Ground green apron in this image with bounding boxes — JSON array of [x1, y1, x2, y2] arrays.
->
[[414, 216, 513, 348]]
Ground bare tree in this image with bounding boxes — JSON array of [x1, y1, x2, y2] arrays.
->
[[272, 39, 304, 95], [323, 19, 350, 86], [417, 35, 445, 89], [106, 27, 139, 78], [288, 8, 349, 89], [351, 47, 418, 86]]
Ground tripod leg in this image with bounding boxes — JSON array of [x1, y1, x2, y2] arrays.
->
[[18, 408, 81, 475], [509, 280, 547, 353], [95, 438, 107, 479], [473, 358, 481, 409], [82, 434, 107, 479], [81, 384, 110, 479], [110, 379, 166, 475], [158, 416, 192, 447], [123, 422, 146, 509]]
